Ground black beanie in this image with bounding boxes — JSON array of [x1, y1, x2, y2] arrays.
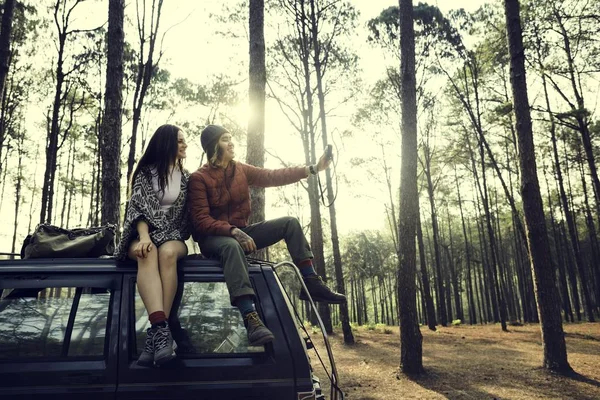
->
[[201, 124, 229, 158]]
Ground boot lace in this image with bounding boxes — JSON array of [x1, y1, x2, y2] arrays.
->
[[245, 312, 264, 328], [153, 325, 171, 351], [143, 328, 155, 353]]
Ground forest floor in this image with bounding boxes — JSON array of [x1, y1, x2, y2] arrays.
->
[[309, 322, 600, 400]]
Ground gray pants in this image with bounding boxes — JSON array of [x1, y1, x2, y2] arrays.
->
[[197, 216, 313, 304]]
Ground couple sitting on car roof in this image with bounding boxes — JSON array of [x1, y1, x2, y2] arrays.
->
[[113, 124, 345, 367]]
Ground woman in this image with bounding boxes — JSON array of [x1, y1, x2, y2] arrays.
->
[[188, 125, 345, 347], [114, 124, 190, 367]]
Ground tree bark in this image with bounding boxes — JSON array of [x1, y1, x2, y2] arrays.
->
[[100, 0, 125, 228], [417, 200, 437, 330], [60, 142, 72, 227], [66, 138, 76, 228], [247, 0, 266, 235], [445, 206, 463, 322], [456, 167, 476, 324], [543, 163, 573, 322], [578, 151, 600, 312], [126, 0, 164, 185], [552, 6, 600, 232], [0, 0, 14, 181], [397, 0, 423, 375], [10, 132, 23, 255], [308, 0, 354, 344], [504, 0, 571, 372], [294, 0, 332, 332]]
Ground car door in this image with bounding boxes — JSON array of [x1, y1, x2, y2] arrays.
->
[[0, 269, 120, 400], [116, 259, 297, 400]]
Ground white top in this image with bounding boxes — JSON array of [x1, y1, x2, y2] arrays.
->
[[150, 167, 182, 211]]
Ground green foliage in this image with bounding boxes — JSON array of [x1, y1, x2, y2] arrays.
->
[[493, 102, 513, 118], [367, 4, 465, 59], [452, 319, 462, 326]]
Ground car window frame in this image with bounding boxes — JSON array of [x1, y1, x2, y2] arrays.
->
[[0, 274, 117, 363], [128, 274, 270, 360]]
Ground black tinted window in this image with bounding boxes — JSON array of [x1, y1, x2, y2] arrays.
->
[[0, 287, 111, 359], [134, 282, 264, 355]]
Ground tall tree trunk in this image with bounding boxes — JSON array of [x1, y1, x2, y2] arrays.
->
[[543, 163, 573, 322], [41, 1, 85, 224], [561, 143, 583, 321], [470, 223, 485, 323], [480, 149, 507, 330], [27, 146, 40, 235], [445, 206, 463, 322], [294, 0, 331, 333], [504, 0, 571, 372], [578, 151, 600, 311], [126, 0, 164, 185], [66, 139, 76, 228], [41, 30, 65, 224], [422, 149, 447, 326], [493, 190, 515, 321], [308, 0, 354, 344], [535, 30, 594, 322], [0, 0, 14, 181], [10, 132, 23, 255], [552, 6, 600, 231], [417, 201, 437, 330], [474, 208, 492, 323], [247, 0, 266, 243], [561, 222, 582, 321], [246, 0, 267, 258], [100, 0, 125, 227], [94, 142, 101, 226], [397, 0, 423, 374], [60, 140, 73, 227], [468, 138, 499, 324], [456, 167, 476, 324]]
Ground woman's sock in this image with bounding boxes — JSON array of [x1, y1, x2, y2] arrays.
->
[[149, 310, 167, 328]]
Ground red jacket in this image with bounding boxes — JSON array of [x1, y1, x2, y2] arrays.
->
[[188, 161, 307, 238]]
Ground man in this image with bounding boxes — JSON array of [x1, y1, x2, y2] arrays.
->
[[188, 124, 345, 346]]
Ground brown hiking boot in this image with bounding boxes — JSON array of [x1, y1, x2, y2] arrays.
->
[[244, 311, 275, 346], [299, 275, 347, 304]]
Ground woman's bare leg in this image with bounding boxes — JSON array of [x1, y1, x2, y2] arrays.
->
[[128, 239, 164, 315], [157, 240, 187, 317]]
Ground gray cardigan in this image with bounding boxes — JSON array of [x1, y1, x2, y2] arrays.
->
[[114, 167, 190, 260]]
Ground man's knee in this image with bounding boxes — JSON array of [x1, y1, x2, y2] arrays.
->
[[274, 216, 300, 230], [283, 216, 302, 234], [219, 238, 245, 256]]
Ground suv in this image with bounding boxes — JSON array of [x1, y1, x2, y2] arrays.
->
[[0, 257, 341, 400]]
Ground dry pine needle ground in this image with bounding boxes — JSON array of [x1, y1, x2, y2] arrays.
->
[[309, 322, 600, 400]]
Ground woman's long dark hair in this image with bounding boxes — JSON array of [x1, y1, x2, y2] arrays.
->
[[130, 124, 183, 194]]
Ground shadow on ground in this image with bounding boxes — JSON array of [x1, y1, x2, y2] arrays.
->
[[323, 323, 600, 400]]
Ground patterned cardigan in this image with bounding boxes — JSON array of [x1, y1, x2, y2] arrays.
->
[[114, 167, 191, 260]]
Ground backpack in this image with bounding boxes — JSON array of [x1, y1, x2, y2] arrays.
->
[[21, 224, 116, 259]]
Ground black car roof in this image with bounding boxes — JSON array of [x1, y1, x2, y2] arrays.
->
[[0, 255, 273, 274]]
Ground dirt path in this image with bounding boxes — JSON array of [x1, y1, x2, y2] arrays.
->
[[310, 323, 600, 399]]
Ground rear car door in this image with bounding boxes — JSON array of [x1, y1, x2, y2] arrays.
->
[[0, 264, 120, 400], [116, 259, 299, 400]]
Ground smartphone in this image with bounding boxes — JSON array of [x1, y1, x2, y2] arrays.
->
[[325, 144, 333, 161]]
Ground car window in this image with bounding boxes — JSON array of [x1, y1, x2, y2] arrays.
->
[[134, 281, 264, 355], [0, 287, 111, 360]]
